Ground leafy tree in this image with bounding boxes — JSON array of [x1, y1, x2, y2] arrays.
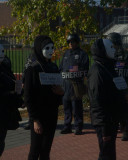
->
[[100, 0, 126, 7], [0, 0, 126, 56]]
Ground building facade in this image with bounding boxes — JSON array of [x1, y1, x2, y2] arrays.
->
[[0, 2, 127, 31], [0, 2, 16, 28]]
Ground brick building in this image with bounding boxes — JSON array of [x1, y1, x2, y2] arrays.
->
[[0, 2, 16, 28], [96, 7, 128, 32], [0, 1, 127, 31]]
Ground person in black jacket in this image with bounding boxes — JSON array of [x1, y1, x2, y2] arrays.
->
[[87, 38, 127, 160], [0, 44, 22, 157], [59, 33, 89, 135], [107, 32, 128, 141], [22, 53, 36, 130], [24, 35, 64, 160]]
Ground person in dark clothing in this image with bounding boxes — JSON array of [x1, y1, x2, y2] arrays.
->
[[24, 35, 64, 160], [59, 33, 89, 135], [87, 38, 127, 160], [22, 53, 36, 85], [22, 53, 36, 130], [0, 44, 22, 157], [107, 32, 128, 141]]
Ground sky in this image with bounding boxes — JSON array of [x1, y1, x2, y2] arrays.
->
[[94, 0, 100, 5]]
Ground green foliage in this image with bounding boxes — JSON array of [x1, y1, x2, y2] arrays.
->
[[100, 0, 126, 7], [0, 0, 126, 51]]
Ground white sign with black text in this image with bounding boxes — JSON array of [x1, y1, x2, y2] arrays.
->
[[39, 72, 63, 85], [113, 76, 128, 90]]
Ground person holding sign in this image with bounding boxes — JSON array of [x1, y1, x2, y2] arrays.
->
[[107, 32, 128, 141], [87, 38, 127, 160], [59, 33, 89, 135], [24, 35, 64, 160]]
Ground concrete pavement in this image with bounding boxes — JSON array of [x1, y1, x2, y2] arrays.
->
[[1, 118, 128, 160]]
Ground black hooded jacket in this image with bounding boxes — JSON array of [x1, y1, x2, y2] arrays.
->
[[0, 57, 22, 129], [24, 36, 61, 121], [87, 39, 127, 135]]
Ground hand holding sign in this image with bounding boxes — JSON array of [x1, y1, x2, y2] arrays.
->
[[113, 76, 128, 90]]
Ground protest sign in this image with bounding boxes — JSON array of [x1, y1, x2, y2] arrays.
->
[[39, 73, 63, 85]]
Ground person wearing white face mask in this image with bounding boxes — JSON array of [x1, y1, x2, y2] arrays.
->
[[107, 32, 128, 141], [87, 39, 128, 160], [0, 44, 22, 157], [24, 35, 64, 160], [42, 43, 54, 60]]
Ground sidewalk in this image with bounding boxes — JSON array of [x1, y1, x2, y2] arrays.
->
[[1, 119, 128, 160]]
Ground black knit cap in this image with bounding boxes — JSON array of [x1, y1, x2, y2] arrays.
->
[[34, 35, 53, 61]]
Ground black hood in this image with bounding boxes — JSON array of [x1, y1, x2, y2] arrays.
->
[[91, 39, 107, 59], [34, 35, 53, 64], [91, 39, 116, 67]]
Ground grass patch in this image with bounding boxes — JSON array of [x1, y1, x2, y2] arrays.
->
[[5, 48, 31, 73]]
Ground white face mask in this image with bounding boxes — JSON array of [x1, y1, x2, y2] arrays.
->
[[42, 43, 54, 59], [103, 39, 116, 59], [0, 44, 4, 62]]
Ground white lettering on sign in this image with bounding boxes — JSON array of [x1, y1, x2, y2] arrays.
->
[[61, 71, 87, 79], [113, 76, 128, 90], [116, 68, 128, 77], [39, 73, 63, 85]]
